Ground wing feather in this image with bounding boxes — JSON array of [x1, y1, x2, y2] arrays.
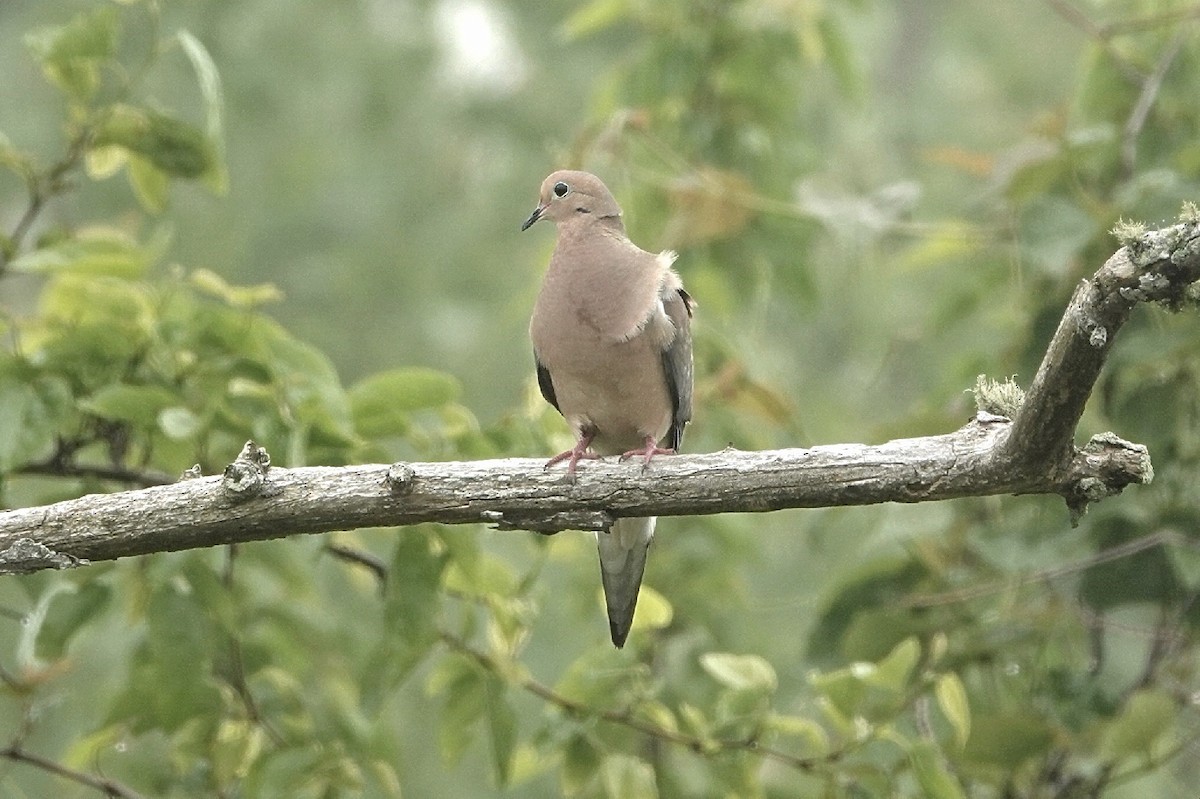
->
[[535, 357, 560, 413], [661, 287, 694, 451]]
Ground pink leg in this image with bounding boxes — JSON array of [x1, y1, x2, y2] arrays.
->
[[545, 430, 599, 480], [619, 435, 675, 468]]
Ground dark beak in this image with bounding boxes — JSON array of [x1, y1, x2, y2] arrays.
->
[[521, 204, 546, 231]]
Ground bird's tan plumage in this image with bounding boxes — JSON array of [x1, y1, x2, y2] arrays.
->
[[523, 170, 693, 647]]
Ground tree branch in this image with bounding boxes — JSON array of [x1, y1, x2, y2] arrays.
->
[[1041, 0, 1146, 85], [0, 130, 92, 277], [0, 743, 146, 799], [0, 416, 1152, 575], [1002, 214, 1200, 475], [15, 459, 175, 488], [0, 215, 1198, 575]]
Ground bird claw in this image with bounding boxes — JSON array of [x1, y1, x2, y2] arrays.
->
[[619, 437, 676, 469], [544, 434, 598, 482]]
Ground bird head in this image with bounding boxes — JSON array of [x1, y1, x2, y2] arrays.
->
[[521, 170, 623, 231]]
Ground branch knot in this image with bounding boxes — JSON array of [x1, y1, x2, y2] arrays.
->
[[221, 440, 274, 500], [0, 538, 87, 573]]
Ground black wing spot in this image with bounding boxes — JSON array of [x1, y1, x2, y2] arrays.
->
[[662, 350, 686, 451], [677, 288, 695, 317], [535, 359, 560, 414]]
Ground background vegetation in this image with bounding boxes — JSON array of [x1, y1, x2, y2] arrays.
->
[[1, 0, 1199, 796]]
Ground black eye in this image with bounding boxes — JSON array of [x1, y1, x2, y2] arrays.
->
[[553, 181, 569, 198]]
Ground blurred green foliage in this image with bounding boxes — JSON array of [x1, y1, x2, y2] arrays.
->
[[1, 0, 1200, 797]]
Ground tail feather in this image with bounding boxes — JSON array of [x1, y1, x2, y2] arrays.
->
[[597, 516, 656, 647]]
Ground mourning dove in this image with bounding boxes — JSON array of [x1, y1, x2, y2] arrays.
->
[[522, 170, 694, 648]]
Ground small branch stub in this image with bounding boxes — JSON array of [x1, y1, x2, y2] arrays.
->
[[221, 440, 273, 499], [0, 538, 87, 573], [386, 463, 416, 494], [1063, 432, 1153, 525]]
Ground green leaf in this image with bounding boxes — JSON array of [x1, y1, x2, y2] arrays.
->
[[62, 725, 125, 775], [808, 667, 866, 718], [484, 676, 516, 787], [24, 8, 118, 101], [93, 105, 214, 179], [0, 367, 73, 472], [127, 154, 171, 213], [0, 130, 32, 179], [554, 648, 645, 709], [560, 0, 630, 40], [138, 575, 221, 731], [425, 651, 475, 698], [85, 144, 127, 179], [381, 531, 445, 680], [212, 719, 266, 786], [1018, 195, 1098, 277], [79, 383, 180, 428], [867, 636, 920, 692], [806, 555, 928, 663], [1167, 541, 1200, 591], [437, 663, 485, 765], [908, 740, 967, 799], [180, 557, 239, 633], [935, 673, 971, 749], [259, 330, 357, 449], [818, 12, 864, 101], [35, 580, 111, 662], [189, 268, 282, 308], [561, 734, 601, 795], [699, 652, 777, 693], [962, 711, 1054, 768], [158, 406, 202, 440], [17, 580, 78, 671], [628, 583, 672, 633], [600, 755, 657, 799], [766, 713, 829, 756], [678, 702, 712, 740], [8, 226, 162, 278], [177, 29, 228, 193], [633, 700, 678, 735], [349, 368, 461, 438], [1102, 689, 1176, 761]]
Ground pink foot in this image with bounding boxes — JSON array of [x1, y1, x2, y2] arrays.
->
[[545, 431, 598, 481], [619, 435, 676, 468]]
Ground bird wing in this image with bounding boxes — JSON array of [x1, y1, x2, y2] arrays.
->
[[661, 285, 694, 451]]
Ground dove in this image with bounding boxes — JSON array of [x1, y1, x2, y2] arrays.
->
[[522, 170, 694, 648]]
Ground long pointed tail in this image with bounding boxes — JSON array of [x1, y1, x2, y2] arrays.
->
[[597, 516, 656, 648]]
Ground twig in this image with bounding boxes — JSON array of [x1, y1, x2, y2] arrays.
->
[[0, 132, 92, 277], [15, 460, 175, 488], [220, 545, 285, 747], [1121, 32, 1186, 178], [902, 531, 1177, 608], [0, 743, 145, 799], [1041, 0, 1145, 85], [1099, 5, 1200, 36], [323, 542, 388, 590], [438, 631, 846, 772]]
